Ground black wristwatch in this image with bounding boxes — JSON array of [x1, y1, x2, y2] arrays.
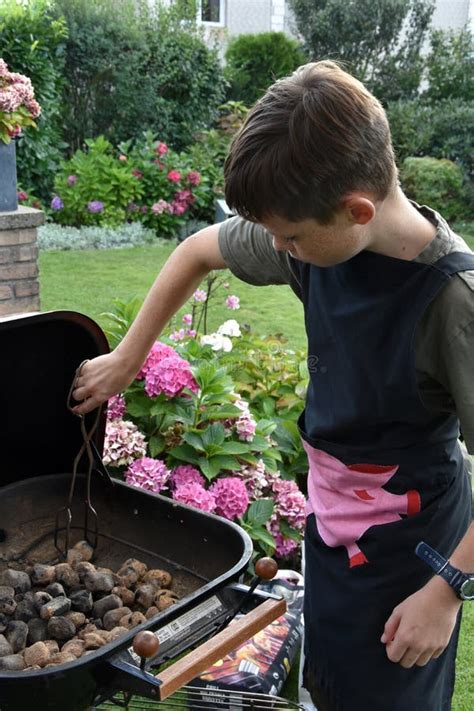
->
[[415, 541, 474, 601]]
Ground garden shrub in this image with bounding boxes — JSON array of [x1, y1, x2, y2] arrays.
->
[[51, 136, 142, 227], [0, 0, 68, 199], [388, 99, 474, 194], [51, 133, 209, 237], [53, 0, 225, 152], [38, 222, 156, 251], [225, 32, 306, 106], [400, 157, 467, 222]]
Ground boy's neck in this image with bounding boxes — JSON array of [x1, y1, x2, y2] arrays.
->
[[367, 188, 438, 261]]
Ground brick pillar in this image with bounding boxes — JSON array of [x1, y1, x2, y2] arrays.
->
[[0, 206, 44, 315]]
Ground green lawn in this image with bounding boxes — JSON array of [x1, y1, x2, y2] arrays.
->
[[39, 226, 474, 709]]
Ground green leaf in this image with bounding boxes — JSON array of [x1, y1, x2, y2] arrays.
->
[[219, 441, 253, 454], [279, 519, 302, 542], [168, 445, 200, 465], [201, 422, 226, 447], [250, 527, 276, 550], [126, 393, 153, 417], [247, 498, 274, 526], [182, 431, 206, 452], [208, 454, 240, 472], [149, 435, 165, 457]]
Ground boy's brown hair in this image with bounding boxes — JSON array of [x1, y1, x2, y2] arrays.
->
[[224, 61, 398, 225]]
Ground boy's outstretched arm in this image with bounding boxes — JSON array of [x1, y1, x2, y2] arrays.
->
[[72, 224, 225, 415]]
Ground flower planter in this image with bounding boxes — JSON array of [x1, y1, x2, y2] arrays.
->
[[0, 140, 18, 212]]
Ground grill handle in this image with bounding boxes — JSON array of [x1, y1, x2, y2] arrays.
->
[[103, 596, 286, 702]]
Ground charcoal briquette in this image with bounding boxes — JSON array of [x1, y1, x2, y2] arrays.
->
[[69, 589, 93, 613], [46, 583, 66, 598], [27, 618, 48, 645], [6, 620, 28, 653], [47, 616, 76, 641], [0, 570, 31, 594], [40, 596, 71, 621]]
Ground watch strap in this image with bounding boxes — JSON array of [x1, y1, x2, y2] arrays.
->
[[415, 541, 466, 594]]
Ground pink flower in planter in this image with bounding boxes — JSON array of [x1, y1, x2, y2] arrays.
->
[[107, 394, 126, 421], [272, 479, 306, 531], [67, 175, 77, 186], [103, 419, 147, 467], [209, 477, 249, 520], [167, 170, 181, 183], [235, 413, 257, 442], [144, 355, 198, 398], [136, 341, 177, 380], [169, 328, 186, 342], [171, 465, 205, 490], [156, 142, 168, 156], [170, 200, 187, 216], [182, 313, 193, 326], [173, 483, 216, 513], [132, 169, 143, 179], [125, 457, 170, 494], [17, 191, 28, 202]]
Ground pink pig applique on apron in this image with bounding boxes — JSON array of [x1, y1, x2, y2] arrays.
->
[[302, 441, 421, 568]]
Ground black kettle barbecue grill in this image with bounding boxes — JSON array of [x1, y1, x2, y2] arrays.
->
[[0, 311, 290, 711]]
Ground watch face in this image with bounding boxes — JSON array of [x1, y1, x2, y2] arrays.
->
[[460, 578, 474, 600]]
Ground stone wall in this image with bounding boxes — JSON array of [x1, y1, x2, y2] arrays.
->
[[0, 206, 43, 316]]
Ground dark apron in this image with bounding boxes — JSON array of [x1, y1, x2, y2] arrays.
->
[[294, 250, 474, 711]]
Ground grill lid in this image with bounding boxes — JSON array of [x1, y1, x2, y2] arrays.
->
[[0, 310, 109, 486]]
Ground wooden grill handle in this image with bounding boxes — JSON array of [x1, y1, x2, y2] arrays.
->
[[156, 596, 286, 700]]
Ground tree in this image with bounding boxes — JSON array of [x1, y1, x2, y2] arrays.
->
[[423, 28, 474, 102], [288, 0, 434, 102]]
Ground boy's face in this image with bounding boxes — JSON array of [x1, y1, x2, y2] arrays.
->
[[261, 212, 370, 267]]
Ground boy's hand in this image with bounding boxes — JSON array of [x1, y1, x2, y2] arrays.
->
[[380, 576, 462, 668], [72, 351, 137, 415]]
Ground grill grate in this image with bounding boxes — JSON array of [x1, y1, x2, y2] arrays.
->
[[96, 686, 305, 710]]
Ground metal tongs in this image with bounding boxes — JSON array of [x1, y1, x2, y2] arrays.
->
[[54, 359, 101, 558]]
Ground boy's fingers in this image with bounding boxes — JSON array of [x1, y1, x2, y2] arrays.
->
[[380, 610, 400, 644]]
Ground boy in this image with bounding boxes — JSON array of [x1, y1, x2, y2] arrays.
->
[[73, 62, 474, 710]]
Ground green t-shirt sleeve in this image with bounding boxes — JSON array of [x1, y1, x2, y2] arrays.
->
[[218, 216, 301, 294], [417, 272, 474, 453]]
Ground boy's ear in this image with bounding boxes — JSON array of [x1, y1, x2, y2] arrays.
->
[[342, 195, 376, 225]]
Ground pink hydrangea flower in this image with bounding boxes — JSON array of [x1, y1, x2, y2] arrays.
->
[[125, 457, 170, 493], [107, 394, 126, 421], [170, 200, 187, 216], [237, 459, 268, 498], [156, 141, 168, 156], [193, 289, 207, 303], [145, 355, 198, 398], [182, 313, 193, 326], [225, 295, 240, 310], [17, 191, 28, 202], [171, 465, 205, 490], [173, 483, 216, 513], [235, 413, 257, 442], [103, 419, 147, 467], [273, 479, 306, 531], [151, 199, 170, 214], [67, 175, 77, 186], [270, 524, 299, 558], [186, 170, 201, 186], [136, 341, 177, 380], [167, 170, 181, 183], [210, 477, 249, 520]]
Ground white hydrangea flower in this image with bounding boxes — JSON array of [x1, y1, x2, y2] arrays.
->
[[217, 319, 241, 337], [200, 333, 233, 352]]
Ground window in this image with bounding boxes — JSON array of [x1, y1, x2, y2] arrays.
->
[[200, 0, 224, 25]]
